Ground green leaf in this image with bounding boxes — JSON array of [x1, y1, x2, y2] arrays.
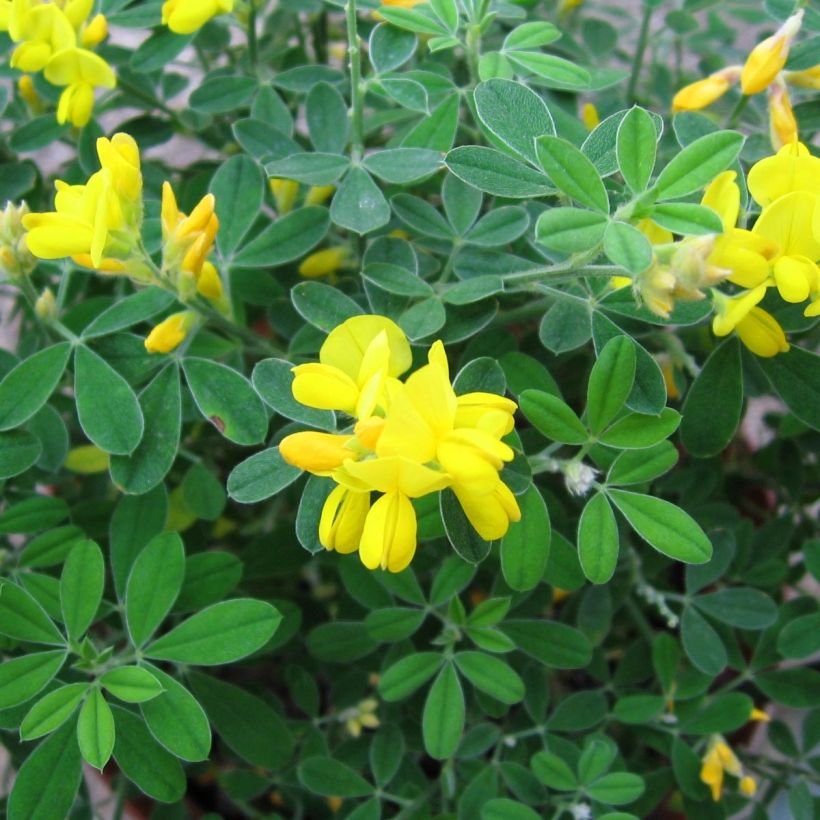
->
[[650, 203, 724, 235], [365, 607, 426, 641], [402, 93, 460, 151], [364, 148, 443, 184], [298, 757, 373, 798], [363, 262, 434, 298], [110, 364, 181, 494], [777, 612, 820, 659], [482, 800, 541, 820], [599, 408, 681, 449], [423, 663, 465, 759], [369, 23, 417, 73], [680, 606, 726, 675], [126, 531, 185, 647], [500, 620, 592, 669], [82, 288, 176, 339], [578, 492, 619, 584], [454, 652, 524, 704], [506, 51, 590, 90], [112, 706, 186, 802], [78, 688, 115, 770], [330, 167, 390, 234], [0, 650, 66, 709], [130, 28, 192, 73], [306, 82, 350, 153], [453, 357, 506, 395], [446, 146, 551, 198], [616, 107, 656, 192], [535, 207, 608, 253], [653, 131, 744, 200], [504, 21, 561, 50], [587, 772, 645, 805], [0, 497, 69, 535], [693, 588, 777, 630], [0, 431, 41, 478], [0, 580, 64, 644], [680, 693, 755, 735], [466, 207, 530, 247], [757, 345, 820, 431], [531, 751, 577, 790], [0, 343, 71, 431], [680, 338, 743, 457], [473, 78, 554, 165], [211, 155, 264, 258], [19, 683, 87, 740], [606, 441, 679, 485], [266, 152, 349, 186], [440, 489, 494, 564], [189, 671, 292, 769], [608, 490, 712, 564], [500, 485, 551, 591], [377, 5, 449, 36], [139, 663, 211, 761], [7, 721, 82, 820], [174, 551, 242, 612], [429, 555, 477, 607], [535, 136, 608, 212], [144, 598, 281, 665], [603, 221, 653, 274], [583, 109, 663, 178], [233, 118, 300, 161], [74, 346, 144, 455], [612, 695, 665, 725], [587, 336, 637, 434], [519, 389, 588, 444], [232, 206, 329, 269], [379, 652, 443, 701], [291, 279, 364, 332], [756, 668, 820, 708], [227, 446, 303, 503], [60, 539, 104, 642], [100, 666, 163, 703], [307, 620, 378, 663], [181, 463, 226, 521], [183, 358, 268, 445], [189, 75, 257, 113]]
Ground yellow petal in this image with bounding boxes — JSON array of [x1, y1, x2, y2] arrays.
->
[[291, 362, 360, 414], [637, 218, 674, 246], [740, 11, 803, 95], [701, 171, 739, 231], [711, 285, 767, 336], [736, 307, 789, 357], [753, 191, 820, 261], [279, 431, 356, 474], [453, 480, 520, 541], [359, 491, 417, 572], [320, 315, 412, 381], [341, 456, 450, 498], [319, 485, 369, 554], [44, 47, 116, 88], [747, 142, 820, 206], [672, 70, 737, 112], [772, 255, 815, 302], [298, 246, 350, 278], [64, 444, 109, 473]]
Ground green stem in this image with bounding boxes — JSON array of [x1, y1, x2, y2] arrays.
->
[[727, 94, 750, 128], [502, 263, 620, 287], [627, 2, 654, 102], [345, 0, 365, 160]]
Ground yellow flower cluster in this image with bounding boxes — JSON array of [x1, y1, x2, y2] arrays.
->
[[161, 0, 233, 34], [22, 132, 227, 353], [279, 315, 521, 572], [0, 0, 114, 127], [672, 11, 818, 149], [629, 143, 819, 357], [700, 737, 757, 802]]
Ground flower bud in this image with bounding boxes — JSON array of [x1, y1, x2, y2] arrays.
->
[[269, 178, 299, 214], [305, 185, 336, 206], [767, 77, 797, 149], [81, 14, 109, 48], [17, 75, 39, 108], [298, 246, 351, 279], [0, 202, 36, 279], [741, 10, 803, 95], [144, 310, 197, 353], [580, 102, 599, 129], [35, 288, 57, 320], [672, 66, 741, 112]]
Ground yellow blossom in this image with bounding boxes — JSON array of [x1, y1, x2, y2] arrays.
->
[[749, 707, 770, 722], [784, 65, 820, 89], [768, 77, 797, 149], [318, 485, 370, 554], [17, 74, 39, 107], [280, 432, 357, 475], [80, 12, 106, 48], [741, 10, 803, 95], [162, 0, 234, 34], [144, 310, 197, 353], [305, 185, 336, 206], [581, 102, 599, 129], [298, 246, 351, 279], [0, 201, 36, 279], [269, 178, 299, 214], [747, 142, 820, 207], [712, 286, 789, 358], [343, 698, 380, 738], [45, 46, 117, 127], [7, 2, 75, 73], [672, 66, 741, 112]]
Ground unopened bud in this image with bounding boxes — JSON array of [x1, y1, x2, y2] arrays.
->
[[35, 288, 56, 320], [81, 14, 109, 49]]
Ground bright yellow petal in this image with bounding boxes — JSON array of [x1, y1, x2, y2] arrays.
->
[[701, 171, 740, 231], [359, 491, 417, 572], [291, 363, 360, 414], [753, 191, 820, 261], [747, 142, 820, 206], [319, 485, 369, 554], [279, 431, 356, 475], [320, 315, 412, 381], [736, 307, 789, 357], [341, 456, 450, 498], [772, 255, 815, 302], [712, 285, 767, 336]]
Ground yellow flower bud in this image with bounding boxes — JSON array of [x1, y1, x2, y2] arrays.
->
[[162, 0, 235, 34], [749, 707, 770, 722], [739, 776, 757, 797], [741, 10, 803, 95], [672, 66, 741, 112], [196, 260, 223, 300], [64, 444, 110, 474], [279, 431, 357, 474], [581, 102, 599, 130], [144, 311, 197, 354], [35, 288, 57, 320], [784, 64, 820, 89], [298, 246, 351, 279], [81, 14, 108, 48], [767, 78, 797, 150], [304, 185, 336, 206], [17, 75, 39, 108], [269, 178, 299, 214]]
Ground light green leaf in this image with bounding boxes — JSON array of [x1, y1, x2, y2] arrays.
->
[[211, 154, 265, 257], [78, 688, 115, 770], [0, 650, 66, 709], [603, 221, 653, 273], [446, 146, 552, 198], [519, 389, 588, 444], [19, 683, 87, 740], [100, 666, 163, 703], [0, 580, 64, 645], [330, 167, 391, 235], [454, 652, 524, 704], [536, 135, 608, 212]]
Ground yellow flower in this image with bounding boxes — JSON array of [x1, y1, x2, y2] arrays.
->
[[712, 286, 789, 358], [747, 142, 820, 207], [17, 74, 39, 107], [44, 46, 117, 127], [784, 64, 820, 89], [344, 698, 380, 738], [144, 310, 197, 353], [749, 707, 770, 722], [97, 132, 142, 223], [280, 431, 357, 475], [768, 77, 797, 150], [291, 315, 412, 418], [581, 102, 599, 130], [80, 12, 107, 48], [305, 185, 336, 207], [8, 2, 75, 73], [162, 0, 234, 34], [700, 738, 755, 802], [196, 260, 223, 300], [318, 485, 370, 554], [672, 66, 740, 112], [360, 490, 418, 572], [269, 178, 299, 214], [298, 246, 351, 279], [741, 10, 803, 95], [753, 191, 820, 303]]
